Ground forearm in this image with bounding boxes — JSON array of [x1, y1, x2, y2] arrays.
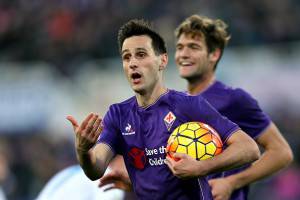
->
[[197, 131, 260, 176], [76, 149, 105, 180], [77, 143, 114, 180], [225, 143, 293, 190]]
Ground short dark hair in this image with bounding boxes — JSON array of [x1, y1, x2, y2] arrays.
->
[[118, 19, 167, 55]]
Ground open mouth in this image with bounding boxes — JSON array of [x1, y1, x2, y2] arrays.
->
[[131, 72, 141, 79], [131, 72, 142, 84]]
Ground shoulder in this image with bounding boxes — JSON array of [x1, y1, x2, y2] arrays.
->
[[212, 81, 259, 106], [107, 96, 136, 113], [169, 89, 205, 102], [231, 87, 259, 106], [167, 90, 208, 115]]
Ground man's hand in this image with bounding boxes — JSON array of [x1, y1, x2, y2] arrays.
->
[[208, 178, 234, 200], [99, 170, 132, 191], [99, 155, 132, 191], [67, 113, 103, 153], [166, 153, 203, 179]]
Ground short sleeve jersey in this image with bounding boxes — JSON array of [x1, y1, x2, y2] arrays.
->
[[98, 90, 240, 200], [201, 81, 271, 200]]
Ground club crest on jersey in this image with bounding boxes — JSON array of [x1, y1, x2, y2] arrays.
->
[[164, 111, 176, 131], [122, 123, 135, 136]]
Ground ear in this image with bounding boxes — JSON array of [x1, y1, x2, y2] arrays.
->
[[159, 53, 168, 70], [208, 48, 221, 63]]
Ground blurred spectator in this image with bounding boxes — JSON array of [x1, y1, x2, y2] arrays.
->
[[271, 164, 300, 200], [0, 0, 299, 68], [0, 140, 9, 200], [1, 134, 77, 200]]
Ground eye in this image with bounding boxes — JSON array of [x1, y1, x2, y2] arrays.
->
[[122, 54, 130, 61], [136, 51, 147, 58], [176, 44, 183, 50], [190, 44, 201, 50]]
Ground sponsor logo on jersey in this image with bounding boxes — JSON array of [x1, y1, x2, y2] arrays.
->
[[164, 111, 176, 131], [128, 147, 147, 170], [122, 123, 135, 135]]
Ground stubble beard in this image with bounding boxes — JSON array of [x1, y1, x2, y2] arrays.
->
[[184, 72, 206, 85]]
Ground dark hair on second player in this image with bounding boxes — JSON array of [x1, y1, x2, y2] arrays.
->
[[118, 19, 167, 55], [175, 15, 231, 70]]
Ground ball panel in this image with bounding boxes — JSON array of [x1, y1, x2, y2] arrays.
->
[[196, 141, 206, 159], [187, 142, 197, 159], [177, 136, 193, 146], [187, 122, 201, 131], [211, 134, 223, 148], [178, 123, 188, 133], [198, 133, 212, 144], [167, 135, 175, 145], [215, 147, 223, 155], [171, 127, 179, 137], [206, 142, 217, 155], [200, 123, 222, 140], [200, 154, 213, 160], [177, 145, 188, 154], [167, 137, 179, 153], [180, 129, 195, 138], [195, 128, 210, 138]]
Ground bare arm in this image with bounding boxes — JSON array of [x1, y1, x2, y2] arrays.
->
[[77, 143, 114, 180], [166, 130, 260, 178], [223, 123, 293, 189], [67, 113, 115, 180], [208, 123, 293, 200], [201, 130, 260, 174], [99, 155, 133, 191]]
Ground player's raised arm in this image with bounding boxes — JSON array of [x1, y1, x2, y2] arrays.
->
[[67, 113, 115, 180]]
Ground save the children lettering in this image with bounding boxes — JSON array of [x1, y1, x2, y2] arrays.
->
[[145, 145, 167, 166]]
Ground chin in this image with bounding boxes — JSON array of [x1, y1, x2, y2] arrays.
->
[[179, 69, 192, 77], [180, 72, 191, 79], [132, 86, 146, 94]]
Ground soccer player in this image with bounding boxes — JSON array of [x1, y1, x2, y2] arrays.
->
[[67, 19, 260, 199], [174, 15, 293, 200]]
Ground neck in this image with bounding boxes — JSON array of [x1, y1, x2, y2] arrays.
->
[[136, 82, 168, 108], [187, 74, 215, 95]]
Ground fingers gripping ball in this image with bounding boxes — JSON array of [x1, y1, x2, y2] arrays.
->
[[166, 122, 223, 161]]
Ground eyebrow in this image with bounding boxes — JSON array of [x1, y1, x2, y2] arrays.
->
[[121, 47, 147, 55], [121, 49, 129, 56], [176, 42, 201, 47], [136, 47, 147, 51]]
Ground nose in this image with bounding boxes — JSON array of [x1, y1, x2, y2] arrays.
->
[[177, 47, 190, 59], [129, 57, 138, 69]]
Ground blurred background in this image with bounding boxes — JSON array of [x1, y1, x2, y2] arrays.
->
[[0, 0, 300, 199]]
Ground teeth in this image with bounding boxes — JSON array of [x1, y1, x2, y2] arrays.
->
[[180, 61, 192, 66]]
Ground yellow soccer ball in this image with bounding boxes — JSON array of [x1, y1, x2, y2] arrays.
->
[[167, 122, 223, 161]]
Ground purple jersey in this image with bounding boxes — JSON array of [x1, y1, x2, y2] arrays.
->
[[201, 81, 271, 200], [98, 90, 240, 200]]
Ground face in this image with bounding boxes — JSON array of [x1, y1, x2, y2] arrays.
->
[[121, 35, 166, 94], [175, 33, 215, 81]]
